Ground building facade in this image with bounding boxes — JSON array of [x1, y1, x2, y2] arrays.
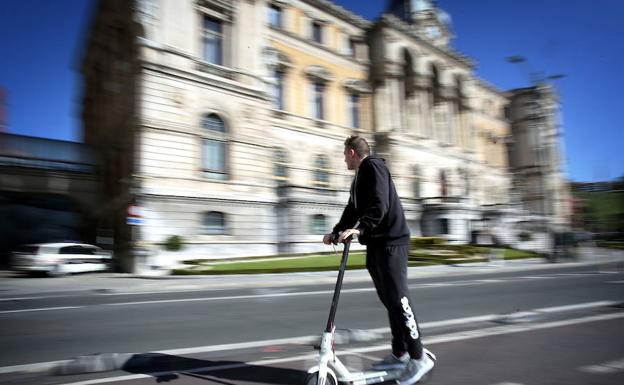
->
[[82, 0, 570, 270], [508, 84, 572, 230]]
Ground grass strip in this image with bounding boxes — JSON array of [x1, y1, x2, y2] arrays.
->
[[172, 248, 540, 275]]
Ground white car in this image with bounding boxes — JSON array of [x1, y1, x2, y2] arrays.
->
[[12, 243, 112, 277]]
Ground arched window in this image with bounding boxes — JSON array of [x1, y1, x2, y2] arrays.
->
[[431, 63, 441, 105], [202, 211, 226, 234], [274, 147, 289, 183], [313, 154, 330, 188], [412, 166, 422, 198], [311, 214, 327, 235], [431, 63, 450, 143], [402, 49, 416, 134], [201, 114, 228, 180], [403, 49, 415, 97]]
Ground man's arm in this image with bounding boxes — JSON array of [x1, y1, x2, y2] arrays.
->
[[332, 197, 358, 238]]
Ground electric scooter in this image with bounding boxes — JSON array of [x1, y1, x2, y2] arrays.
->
[[304, 236, 436, 385]]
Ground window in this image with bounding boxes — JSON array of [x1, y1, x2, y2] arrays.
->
[[413, 166, 421, 198], [59, 246, 96, 255], [438, 218, 449, 235], [346, 38, 356, 57], [274, 147, 288, 183], [203, 16, 223, 65], [268, 4, 282, 28], [312, 21, 323, 44], [311, 214, 327, 235], [202, 211, 226, 234], [60, 246, 78, 254], [348, 93, 360, 128], [313, 155, 330, 188], [455, 75, 465, 111], [311, 81, 325, 120], [272, 69, 285, 110], [201, 114, 227, 180], [431, 64, 441, 105]]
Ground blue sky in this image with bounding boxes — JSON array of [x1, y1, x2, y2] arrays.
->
[[0, 0, 622, 182]]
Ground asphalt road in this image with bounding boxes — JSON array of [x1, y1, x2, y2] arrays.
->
[[0, 259, 623, 385]]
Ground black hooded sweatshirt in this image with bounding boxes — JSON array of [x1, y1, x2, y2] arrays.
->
[[332, 155, 410, 246]]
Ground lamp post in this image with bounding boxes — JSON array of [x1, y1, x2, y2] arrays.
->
[[506, 55, 565, 86]]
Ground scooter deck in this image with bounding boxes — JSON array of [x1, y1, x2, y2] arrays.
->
[[335, 366, 403, 384]]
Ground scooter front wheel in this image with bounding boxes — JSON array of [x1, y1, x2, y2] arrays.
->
[[303, 372, 337, 385]]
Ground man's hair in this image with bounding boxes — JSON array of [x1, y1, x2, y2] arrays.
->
[[344, 135, 370, 158]]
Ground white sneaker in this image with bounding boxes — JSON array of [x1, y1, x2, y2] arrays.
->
[[395, 353, 434, 385], [372, 352, 410, 370]]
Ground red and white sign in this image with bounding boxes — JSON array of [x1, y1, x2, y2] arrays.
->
[[127, 205, 145, 226]]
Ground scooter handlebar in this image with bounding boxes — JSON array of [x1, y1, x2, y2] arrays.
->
[[331, 233, 353, 245]]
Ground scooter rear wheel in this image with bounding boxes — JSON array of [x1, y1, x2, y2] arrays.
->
[[303, 372, 337, 385]]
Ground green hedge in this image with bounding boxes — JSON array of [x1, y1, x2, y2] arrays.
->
[[597, 241, 624, 250], [410, 237, 447, 248]]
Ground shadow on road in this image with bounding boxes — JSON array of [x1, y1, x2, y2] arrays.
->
[[122, 353, 306, 384]]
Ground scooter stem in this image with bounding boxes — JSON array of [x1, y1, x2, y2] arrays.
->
[[325, 239, 351, 333]]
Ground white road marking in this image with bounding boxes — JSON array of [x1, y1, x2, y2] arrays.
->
[[0, 306, 83, 314], [489, 383, 525, 385], [607, 280, 624, 284], [102, 288, 372, 306], [2, 301, 620, 376], [0, 360, 69, 375], [0, 296, 47, 302], [578, 357, 624, 374], [538, 301, 618, 313], [55, 312, 624, 385]]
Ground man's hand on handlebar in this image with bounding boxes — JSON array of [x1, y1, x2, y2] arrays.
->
[[323, 229, 360, 245], [337, 228, 360, 243]]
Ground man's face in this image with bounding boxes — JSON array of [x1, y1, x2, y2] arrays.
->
[[343, 147, 357, 170]]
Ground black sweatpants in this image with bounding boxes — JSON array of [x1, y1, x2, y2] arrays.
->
[[366, 243, 423, 359]]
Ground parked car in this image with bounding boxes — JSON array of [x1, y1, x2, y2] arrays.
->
[[11, 243, 112, 277]]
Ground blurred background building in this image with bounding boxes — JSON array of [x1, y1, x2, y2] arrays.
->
[[0, 133, 99, 267], [507, 84, 572, 230], [79, 0, 572, 271]]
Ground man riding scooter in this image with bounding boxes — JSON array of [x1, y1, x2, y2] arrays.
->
[[323, 135, 434, 385]]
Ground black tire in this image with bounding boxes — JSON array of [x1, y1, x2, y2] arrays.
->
[[303, 372, 337, 385]]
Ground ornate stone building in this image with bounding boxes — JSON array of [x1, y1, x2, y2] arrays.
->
[[81, 0, 569, 269], [369, 1, 512, 244], [508, 84, 572, 230]]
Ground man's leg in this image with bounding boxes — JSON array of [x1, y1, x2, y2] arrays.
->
[[368, 244, 410, 370], [379, 244, 423, 359], [366, 245, 387, 307]]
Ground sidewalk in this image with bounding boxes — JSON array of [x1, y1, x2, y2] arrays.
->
[[0, 246, 622, 298]]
